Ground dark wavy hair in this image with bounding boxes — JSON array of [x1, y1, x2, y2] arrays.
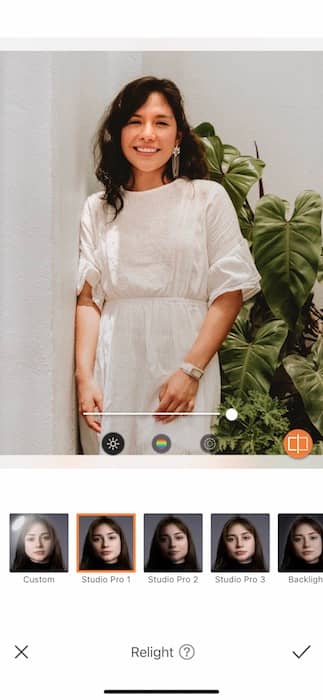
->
[[145, 515, 200, 572], [80, 516, 131, 570], [213, 516, 267, 572], [280, 516, 323, 572], [93, 76, 209, 218], [12, 516, 66, 572]]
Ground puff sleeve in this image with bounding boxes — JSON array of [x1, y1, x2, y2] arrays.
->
[[77, 197, 105, 311], [206, 184, 261, 306]]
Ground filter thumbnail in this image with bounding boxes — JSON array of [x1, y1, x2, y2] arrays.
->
[[278, 514, 323, 572], [211, 514, 269, 572], [144, 513, 202, 572], [10, 514, 68, 572], [78, 514, 135, 571]]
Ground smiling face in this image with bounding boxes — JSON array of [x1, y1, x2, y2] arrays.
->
[[120, 92, 180, 188], [292, 523, 323, 564], [24, 522, 53, 563], [225, 523, 256, 564], [158, 523, 189, 564], [91, 524, 121, 564]]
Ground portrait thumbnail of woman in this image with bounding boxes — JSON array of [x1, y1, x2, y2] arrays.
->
[[10, 514, 68, 572], [76, 74, 260, 456], [211, 514, 269, 572], [279, 514, 323, 572], [78, 515, 134, 571], [144, 514, 202, 572]]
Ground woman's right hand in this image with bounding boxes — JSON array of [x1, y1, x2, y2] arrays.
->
[[76, 377, 103, 433]]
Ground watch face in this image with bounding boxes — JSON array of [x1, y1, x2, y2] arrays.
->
[[181, 363, 201, 379]]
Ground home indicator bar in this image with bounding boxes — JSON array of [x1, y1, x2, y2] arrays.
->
[[104, 691, 220, 696]]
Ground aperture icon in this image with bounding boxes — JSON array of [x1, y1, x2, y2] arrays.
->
[[200, 434, 217, 453]]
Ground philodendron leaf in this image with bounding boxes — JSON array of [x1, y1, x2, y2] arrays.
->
[[253, 191, 322, 329], [283, 336, 323, 436], [197, 129, 265, 213], [220, 316, 288, 397], [222, 144, 241, 170], [194, 124, 239, 166], [201, 136, 224, 176], [194, 122, 215, 137], [238, 203, 254, 244], [223, 156, 265, 213]]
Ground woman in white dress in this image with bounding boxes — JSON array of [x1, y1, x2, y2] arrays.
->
[[76, 76, 260, 455]]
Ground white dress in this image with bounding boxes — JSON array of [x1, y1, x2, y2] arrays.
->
[[77, 178, 260, 455]]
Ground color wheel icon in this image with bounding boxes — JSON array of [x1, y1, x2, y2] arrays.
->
[[152, 434, 171, 453]]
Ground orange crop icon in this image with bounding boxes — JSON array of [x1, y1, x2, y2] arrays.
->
[[283, 429, 313, 459]]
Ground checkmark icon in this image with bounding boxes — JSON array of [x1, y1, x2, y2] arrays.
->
[[292, 645, 311, 659]]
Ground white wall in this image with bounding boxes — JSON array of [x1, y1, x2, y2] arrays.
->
[[0, 53, 53, 453], [0, 51, 143, 453]]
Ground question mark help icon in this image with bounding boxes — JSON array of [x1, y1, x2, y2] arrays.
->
[[179, 644, 195, 660]]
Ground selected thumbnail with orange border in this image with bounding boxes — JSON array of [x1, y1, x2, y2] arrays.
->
[[77, 513, 136, 572]]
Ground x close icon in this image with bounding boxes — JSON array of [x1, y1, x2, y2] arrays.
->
[[14, 644, 29, 659]]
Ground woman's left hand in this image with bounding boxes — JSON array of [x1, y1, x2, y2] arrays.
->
[[154, 369, 199, 423]]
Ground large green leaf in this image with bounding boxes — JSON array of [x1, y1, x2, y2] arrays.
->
[[223, 156, 265, 213], [202, 136, 224, 176], [238, 203, 254, 244], [222, 144, 241, 170], [197, 130, 265, 214], [283, 336, 323, 436], [220, 312, 288, 397], [253, 191, 322, 329], [194, 122, 215, 137]]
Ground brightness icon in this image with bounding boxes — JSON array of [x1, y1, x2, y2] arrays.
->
[[102, 432, 125, 455]]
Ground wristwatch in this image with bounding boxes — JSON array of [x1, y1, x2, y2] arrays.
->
[[180, 362, 205, 380]]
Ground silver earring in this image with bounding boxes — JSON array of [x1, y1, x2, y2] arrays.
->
[[172, 144, 180, 179]]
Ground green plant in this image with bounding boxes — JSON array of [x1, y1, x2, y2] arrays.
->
[[194, 122, 323, 453], [283, 336, 323, 435], [211, 392, 290, 455], [311, 442, 323, 455]]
